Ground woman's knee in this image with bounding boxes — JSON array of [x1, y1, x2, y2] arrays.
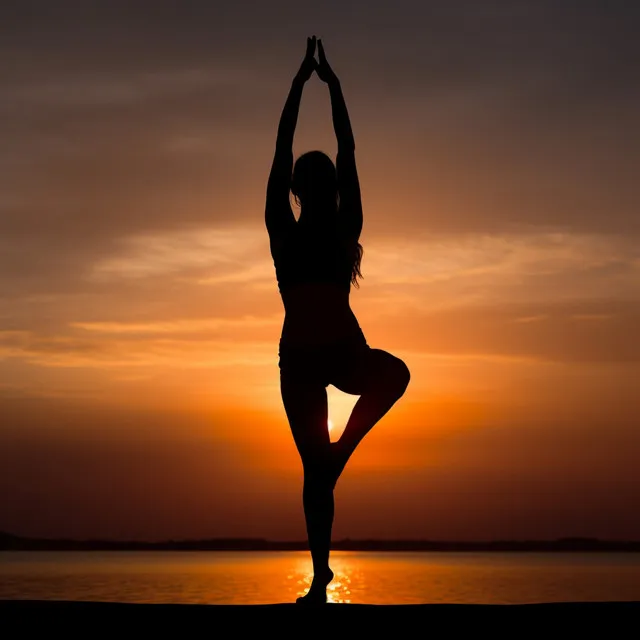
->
[[303, 459, 333, 489], [368, 352, 409, 398], [367, 349, 410, 396], [391, 356, 410, 396]]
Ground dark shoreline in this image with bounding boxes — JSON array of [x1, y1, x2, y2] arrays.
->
[[3, 531, 640, 552], [2, 600, 639, 629]]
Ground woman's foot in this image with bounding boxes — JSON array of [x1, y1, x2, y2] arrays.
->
[[296, 568, 334, 605]]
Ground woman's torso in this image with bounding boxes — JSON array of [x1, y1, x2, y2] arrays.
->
[[272, 221, 365, 349], [279, 283, 365, 348]]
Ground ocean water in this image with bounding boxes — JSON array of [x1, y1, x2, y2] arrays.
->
[[1, 551, 639, 605]]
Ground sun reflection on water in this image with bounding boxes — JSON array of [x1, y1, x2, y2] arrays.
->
[[3, 551, 640, 605]]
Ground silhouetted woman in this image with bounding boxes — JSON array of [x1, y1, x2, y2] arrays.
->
[[266, 37, 410, 604]]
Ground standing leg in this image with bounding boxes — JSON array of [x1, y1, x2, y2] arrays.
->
[[331, 348, 410, 484], [280, 372, 335, 603]]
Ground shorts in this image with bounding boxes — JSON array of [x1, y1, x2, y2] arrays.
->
[[278, 336, 370, 388]]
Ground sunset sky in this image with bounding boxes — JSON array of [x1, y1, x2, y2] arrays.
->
[[1, 1, 639, 542]]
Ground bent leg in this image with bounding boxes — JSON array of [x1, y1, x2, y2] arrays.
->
[[331, 348, 410, 483], [280, 373, 334, 601]]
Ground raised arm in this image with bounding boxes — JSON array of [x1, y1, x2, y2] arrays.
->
[[265, 36, 317, 240], [316, 39, 362, 240]]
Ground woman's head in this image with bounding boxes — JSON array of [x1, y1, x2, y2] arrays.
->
[[291, 150, 338, 210], [291, 150, 363, 287]]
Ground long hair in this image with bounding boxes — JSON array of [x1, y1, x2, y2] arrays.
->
[[349, 242, 364, 288], [291, 150, 363, 287]]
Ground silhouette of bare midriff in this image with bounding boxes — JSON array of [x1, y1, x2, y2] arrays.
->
[[280, 283, 364, 347]]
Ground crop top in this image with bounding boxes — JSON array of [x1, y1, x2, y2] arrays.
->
[[272, 221, 354, 293]]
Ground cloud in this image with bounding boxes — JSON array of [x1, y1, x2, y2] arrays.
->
[[360, 231, 640, 309], [71, 316, 280, 335], [381, 299, 640, 364], [1, 222, 637, 389], [89, 226, 270, 282], [0, 329, 275, 370], [0, 0, 637, 313]]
